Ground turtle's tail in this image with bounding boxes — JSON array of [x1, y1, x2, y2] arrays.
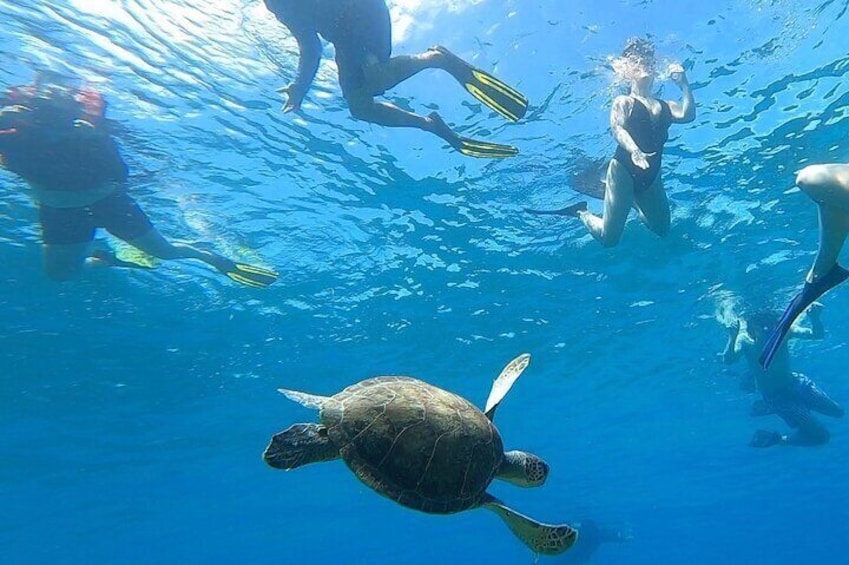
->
[[263, 423, 340, 470], [481, 494, 577, 555]]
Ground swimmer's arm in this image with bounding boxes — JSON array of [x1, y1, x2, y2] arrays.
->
[[286, 29, 322, 110], [610, 96, 641, 155], [267, 2, 321, 111], [721, 320, 747, 364], [666, 65, 695, 124]]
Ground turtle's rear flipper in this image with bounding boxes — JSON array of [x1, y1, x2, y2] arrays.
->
[[263, 423, 339, 470], [482, 494, 577, 556]]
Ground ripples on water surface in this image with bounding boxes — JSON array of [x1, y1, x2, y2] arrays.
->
[[1, 1, 849, 564]]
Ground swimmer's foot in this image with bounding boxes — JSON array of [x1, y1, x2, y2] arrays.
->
[[524, 202, 588, 218], [89, 248, 153, 270], [426, 112, 518, 159], [749, 429, 785, 448], [759, 263, 849, 369]]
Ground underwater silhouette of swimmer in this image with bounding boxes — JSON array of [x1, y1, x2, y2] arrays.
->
[[263, 0, 528, 158], [723, 306, 843, 447], [0, 77, 277, 287], [527, 37, 695, 246], [760, 164, 849, 369]]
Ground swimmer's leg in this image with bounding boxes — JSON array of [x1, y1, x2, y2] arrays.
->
[[126, 228, 224, 266], [798, 376, 844, 418], [633, 176, 671, 238], [795, 164, 849, 212], [774, 394, 830, 446], [125, 228, 277, 288], [346, 91, 441, 134], [43, 242, 90, 281], [577, 158, 633, 248], [795, 164, 849, 280], [39, 205, 95, 281], [347, 94, 515, 157], [363, 49, 448, 94], [761, 168, 849, 368], [808, 204, 849, 282], [786, 416, 830, 446]]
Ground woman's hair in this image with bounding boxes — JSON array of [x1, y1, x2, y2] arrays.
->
[[610, 35, 657, 86], [621, 36, 656, 70]]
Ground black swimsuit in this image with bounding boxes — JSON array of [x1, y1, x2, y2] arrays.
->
[[613, 98, 672, 194]]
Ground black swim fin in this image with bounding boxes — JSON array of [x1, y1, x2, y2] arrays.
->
[[759, 263, 849, 369], [436, 46, 529, 122], [219, 260, 279, 289], [455, 136, 518, 159], [524, 202, 588, 218]]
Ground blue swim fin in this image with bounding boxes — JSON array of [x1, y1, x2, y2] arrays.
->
[[759, 263, 849, 369]]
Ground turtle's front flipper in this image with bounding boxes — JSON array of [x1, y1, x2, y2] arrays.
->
[[495, 450, 549, 487], [481, 494, 577, 556], [263, 423, 339, 470], [484, 353, 531, 420]]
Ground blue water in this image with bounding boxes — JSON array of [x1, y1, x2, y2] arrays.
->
[[2, 0, 849, 563]]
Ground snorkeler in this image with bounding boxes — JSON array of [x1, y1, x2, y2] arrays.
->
[[723, 305, 843, 447], [0, 79, 278, 288], [263, 0, 527, 158], [527, 37, 695, 246], [760, 164, 849, 369]]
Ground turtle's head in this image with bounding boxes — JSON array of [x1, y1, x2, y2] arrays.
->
[[497, 450, 550, 487]]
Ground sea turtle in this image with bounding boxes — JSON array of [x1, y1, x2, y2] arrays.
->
[[263, 353, 577, 556]]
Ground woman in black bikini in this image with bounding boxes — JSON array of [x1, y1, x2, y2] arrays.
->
[[571, 37, 696, 247]]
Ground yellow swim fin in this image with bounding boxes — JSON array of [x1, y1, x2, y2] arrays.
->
[[222, 261, 279, 289], [455, 137, 519, 159], [436, 46, 529, 122]]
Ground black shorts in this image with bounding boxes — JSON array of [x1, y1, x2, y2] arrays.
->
[[333, 0, 392, 97], [764, 374, 843, 429], [39, 189, 153, 245]]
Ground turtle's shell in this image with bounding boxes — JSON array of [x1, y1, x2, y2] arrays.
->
[[320, 376, 503, 514]]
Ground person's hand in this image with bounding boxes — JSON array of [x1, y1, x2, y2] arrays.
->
[[630, 148, 653, 170], [668, 63, 688, 88], [276, 84, 302, 113]]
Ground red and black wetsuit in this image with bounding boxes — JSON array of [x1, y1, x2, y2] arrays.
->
[[0, 86, 152, 245]]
